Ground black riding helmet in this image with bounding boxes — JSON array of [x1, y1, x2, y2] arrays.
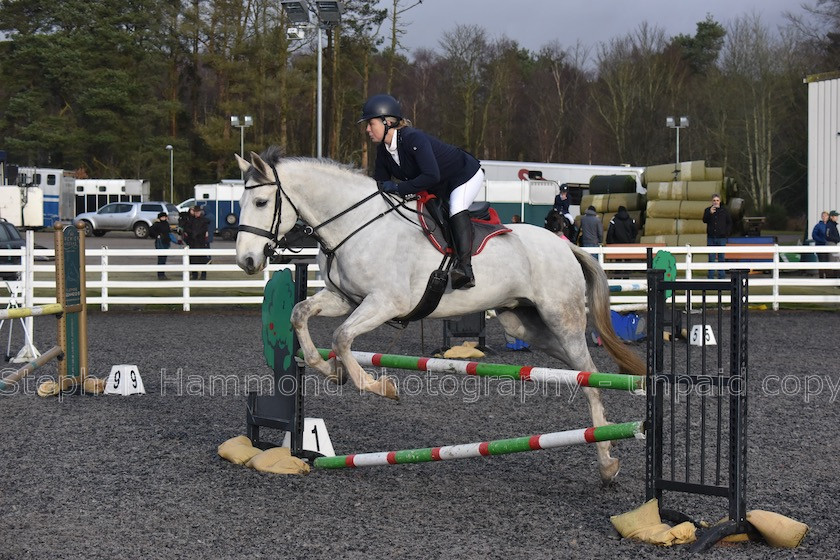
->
[[357, 94, 403, 124]]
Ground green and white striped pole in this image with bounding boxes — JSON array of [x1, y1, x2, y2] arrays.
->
[[314, 421, 645, 469], [307, 348, 644, 392]]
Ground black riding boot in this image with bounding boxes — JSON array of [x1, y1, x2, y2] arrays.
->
[[449, 210, 475, 290]]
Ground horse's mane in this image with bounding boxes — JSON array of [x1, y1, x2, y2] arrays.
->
[[246, 145, 366, 184]]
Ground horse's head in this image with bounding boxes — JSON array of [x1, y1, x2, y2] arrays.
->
[[235, 148, 299, 274]]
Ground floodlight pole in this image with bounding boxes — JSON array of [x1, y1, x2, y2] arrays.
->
[[317, 27, 323, 159], [665, 116, 689, 179], [281, 1, 341, 160], [231, 115, 253, 180]]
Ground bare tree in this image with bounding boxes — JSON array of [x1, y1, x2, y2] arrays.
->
[[719, 14, 788, 211], [438, 24, 489, 151], [384, 0, 423, 90]]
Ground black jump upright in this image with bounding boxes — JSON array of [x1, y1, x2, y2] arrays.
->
[[645, 268, 751, 552], [246, 262, 309, 456]]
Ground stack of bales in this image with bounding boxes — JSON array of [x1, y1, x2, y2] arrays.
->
[[576, 175, 645, 242], [642, 161, 731, 245]]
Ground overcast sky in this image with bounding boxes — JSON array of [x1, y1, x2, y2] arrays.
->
[[396, 0, 802, 55]]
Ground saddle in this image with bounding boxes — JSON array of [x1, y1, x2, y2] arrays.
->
[[416, 193, 512, 255], [391, 194, 511, 326]]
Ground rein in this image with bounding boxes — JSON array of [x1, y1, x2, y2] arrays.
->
[[239, 165, 420, 314], [240, 165, 409, 258]]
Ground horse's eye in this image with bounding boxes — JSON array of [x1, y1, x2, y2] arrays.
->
[[255, 199, 268, 208]]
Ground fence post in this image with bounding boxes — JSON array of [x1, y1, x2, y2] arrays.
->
[[684, 245, 693, 281], [182, 250, 190, 311], [101, 248, 109, 312], [772, 245, 780, 311]]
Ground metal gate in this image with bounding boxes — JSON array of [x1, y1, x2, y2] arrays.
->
[[645, 268, 750, 551]]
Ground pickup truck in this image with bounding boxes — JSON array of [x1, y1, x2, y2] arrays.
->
[[74, 201, 179, 238]]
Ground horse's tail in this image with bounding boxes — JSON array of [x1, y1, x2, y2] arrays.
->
[[569, 244, 646, 375]]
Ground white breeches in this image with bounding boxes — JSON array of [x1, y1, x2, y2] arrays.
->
[[448, 169, 485, 215]]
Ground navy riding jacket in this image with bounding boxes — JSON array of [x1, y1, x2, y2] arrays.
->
[[373, 128, 480, 197]]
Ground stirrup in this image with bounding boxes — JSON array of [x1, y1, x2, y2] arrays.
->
[[450, 265, 475, 290]]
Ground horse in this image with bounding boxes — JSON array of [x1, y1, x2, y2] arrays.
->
[[235, 146, 645, 483]]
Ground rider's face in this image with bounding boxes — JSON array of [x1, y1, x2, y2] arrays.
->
[[365, 118, 386, 143]]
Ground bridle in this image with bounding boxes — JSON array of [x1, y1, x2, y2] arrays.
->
[[238, 163, 416, 261], [238, 166, 296, 258]]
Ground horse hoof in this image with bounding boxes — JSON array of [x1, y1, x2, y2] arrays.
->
[[378, 375, 399, 401], [600, 458, 621, 485]]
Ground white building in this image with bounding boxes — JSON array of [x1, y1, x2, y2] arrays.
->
[[806, 71, 840, 236]]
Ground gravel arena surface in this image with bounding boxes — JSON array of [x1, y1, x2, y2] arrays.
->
[[1, 307, 838, 559]]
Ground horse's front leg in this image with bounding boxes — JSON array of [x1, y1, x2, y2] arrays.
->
[[332, 294, 404, 400], [292, 288, 353, 384]]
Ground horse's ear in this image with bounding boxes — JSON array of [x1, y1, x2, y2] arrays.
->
[[235, 154, 250, 175], [250, 151, 273, 180]]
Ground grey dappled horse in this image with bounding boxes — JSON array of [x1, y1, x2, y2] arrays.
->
[[235, 147, 645, 483]]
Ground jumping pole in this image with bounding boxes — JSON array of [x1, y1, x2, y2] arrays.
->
[[308, 348, 645, 392], [0, 345, 64, 390], [314, 421, 645, 469]]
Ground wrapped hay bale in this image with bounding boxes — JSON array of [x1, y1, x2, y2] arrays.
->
[[645, 181, 672, 200], [607, 192, 644, 212], [647, 181, 687, 200], [678, 200, 709, 219], [589, 174, 637, 195], [581, 193, 644, 213], [705, 167, 724, 181], [676, 219, 707, 235], [646, 200, 682, 218], [678, 160, 706, 181], [670, 181, 687, 200], [676, 233, 708, 246], [643, 217, 677, 236], [644, 163, 679, 183], [641, 234, 679, 245], [580, 194, 610, 213], [685, 180, 724, 201]]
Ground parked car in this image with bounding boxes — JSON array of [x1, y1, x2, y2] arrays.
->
[[0, 219, 52, 279], [176, 198, 203, 213], [74, 201, 179, 238]]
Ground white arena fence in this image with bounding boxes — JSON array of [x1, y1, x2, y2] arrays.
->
[[0, 241, 838, 311]]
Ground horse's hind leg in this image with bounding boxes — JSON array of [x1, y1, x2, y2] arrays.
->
[[496, 306, 620, 485], [292, 289, 353, 384]]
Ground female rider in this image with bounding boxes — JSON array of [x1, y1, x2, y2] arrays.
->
[[358, 93, 484, 290]]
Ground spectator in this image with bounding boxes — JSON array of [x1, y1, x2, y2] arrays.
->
[[511, 214, 522, 224], [702, 193, 733, 279], [149, 212, 180, 280], [827, 210, 840, 279], [181, 205, 211, 280], [579, 205, 602, 254], [606, 206, 638, 244], [812, 211, 829, 278]]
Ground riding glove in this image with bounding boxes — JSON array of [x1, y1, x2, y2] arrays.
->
[[379, 180, 400, 194]]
